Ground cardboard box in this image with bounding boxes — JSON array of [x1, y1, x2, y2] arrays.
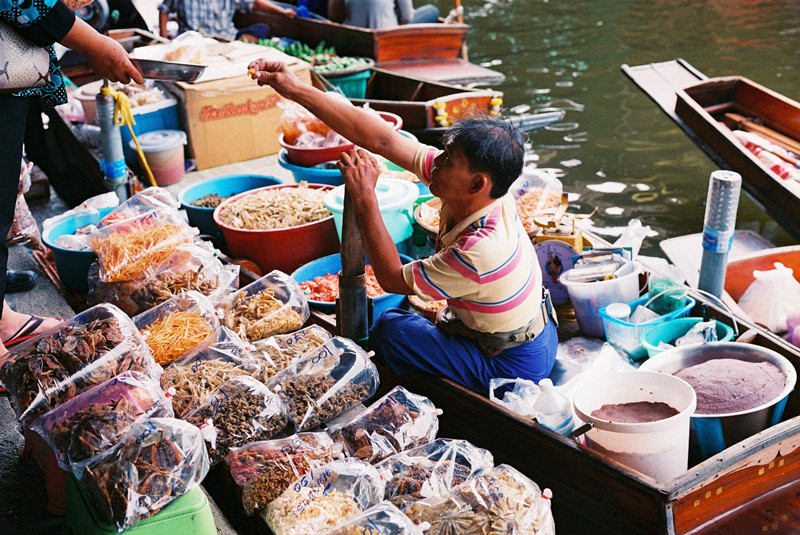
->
[[166, 49, 310, 170]]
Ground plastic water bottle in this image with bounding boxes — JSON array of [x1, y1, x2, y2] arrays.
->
[[533, 379, 574, 435]]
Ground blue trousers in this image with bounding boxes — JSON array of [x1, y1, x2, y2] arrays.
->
[[369, 308, 558, 394]]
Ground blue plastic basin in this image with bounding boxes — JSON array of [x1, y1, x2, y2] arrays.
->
[[277, 149, 344, 186], [178, 174, 282, 241], [291, 252, 413, 322]]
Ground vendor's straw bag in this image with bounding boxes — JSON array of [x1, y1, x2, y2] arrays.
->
[[0, 20, 50, 92]]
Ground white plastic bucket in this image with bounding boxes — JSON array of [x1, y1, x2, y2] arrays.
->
[[559, 264, 640, 337], [573, 370, 696, 482], [131, 129, 187, 186]]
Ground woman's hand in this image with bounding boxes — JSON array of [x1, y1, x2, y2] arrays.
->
[[60, 18, 143, 84]]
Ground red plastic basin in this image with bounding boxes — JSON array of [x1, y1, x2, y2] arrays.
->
[[213, 184, 340, 274]]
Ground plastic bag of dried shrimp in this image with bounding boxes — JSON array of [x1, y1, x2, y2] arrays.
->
[[80, 417, 209, 532], [267, 336, 379, 432], [30, 370, 173, 477], [88, 208, 198, 283], [405, 464, 555, 535], [226, 432, 343, 515], [97, 187, 180, 228], [322, 501, 423, 535], [327, 385, 441, 464], [265, 457, 385, 535], [133, 290, 219, 367], [508, 170, 564, 235], [185, 375, 289, 466], [376, 438, 494, 511], [250, 325, 333, 383], [0, 303, 160, 424], [217, 270, 309, 342], [161, 326, 261, 418]]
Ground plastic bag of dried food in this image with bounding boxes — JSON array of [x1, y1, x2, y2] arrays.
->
[[508, 169, 564, 235], [185, 375, 288, 466], [405, 464, 555, 535], [250, 325, 333, 383], [279, 100, 333, 146], [218, 270, 309, 342], [161, 31, 208, 64], [738, 262, 800, 333], [226, 432, 343, 515], [0, 303, 160, 424], [267, 336, 379, 432], [322, 501, 423, 535], [30, 370, 173, 477], [88, 208, 197, 283], [376, 438, 494, 511], [161, 326, 261, 418], [81, 417, 209, 532], [328, 385, 441, 464], [265, 457, 385, 535], [7, 160, 43, 250], [97, 187, 180, 228]]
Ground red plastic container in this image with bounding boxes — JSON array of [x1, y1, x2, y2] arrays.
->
[[279, 111, 403, 167], [23, 427, 67, 516], [213, 184, 340, 274]]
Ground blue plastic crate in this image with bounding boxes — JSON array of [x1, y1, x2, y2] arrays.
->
[[599, 294, 696, 360]]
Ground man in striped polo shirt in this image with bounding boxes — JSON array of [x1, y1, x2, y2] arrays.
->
[[249, 59, 558, 394]]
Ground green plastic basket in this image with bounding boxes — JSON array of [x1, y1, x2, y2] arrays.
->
[[325, 69, 371, 98]]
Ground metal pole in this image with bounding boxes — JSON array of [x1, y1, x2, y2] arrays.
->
[[337, 189, 369, 341], [96, 80, 129, 201], [698, 170, 742, 298]]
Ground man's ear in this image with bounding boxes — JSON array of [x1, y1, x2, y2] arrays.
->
[[469, 173, 491, 195]]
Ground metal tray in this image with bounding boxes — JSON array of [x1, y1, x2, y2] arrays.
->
[[131, 58, 206, 82]]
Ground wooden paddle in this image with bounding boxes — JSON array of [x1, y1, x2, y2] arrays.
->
[[723, 112, 800, 157]]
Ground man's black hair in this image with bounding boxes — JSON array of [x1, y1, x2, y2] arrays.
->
[[441, 116, 525, 198]]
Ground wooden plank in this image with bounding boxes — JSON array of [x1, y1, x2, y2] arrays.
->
[[378, 58, 505, 86]]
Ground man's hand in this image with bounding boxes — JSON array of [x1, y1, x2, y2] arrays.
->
[[337, 148, 381, 204], [247, 59, 303, 97]]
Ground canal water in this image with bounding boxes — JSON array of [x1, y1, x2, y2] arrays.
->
[[435, 0, 800, 254]]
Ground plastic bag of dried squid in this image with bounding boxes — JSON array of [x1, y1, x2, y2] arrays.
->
[[97, 187, 180, 228], [250, 325, 333, 383], [265, 457, 385, 535], [88, 207, 198, 283], [0, 303, 160, 425], [327, 385, 441, 464], [185, 375, 289, 466], [267, 336, 379, 432], [30, 370, 173, 477], [321, 501, 423, 535], [161, 326, 262, 418], [80, 417, 209, 532], [133, 290, 219, 367], [376, 438, 494, 511], [405, 464, 556, 535], [217, 270, 309, 342], [226, 431, 343, 515]]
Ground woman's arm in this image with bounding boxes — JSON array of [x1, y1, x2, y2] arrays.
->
[[59, 18, 144, 84]]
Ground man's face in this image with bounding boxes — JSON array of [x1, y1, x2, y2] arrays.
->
[[429, 143, 473, 199]]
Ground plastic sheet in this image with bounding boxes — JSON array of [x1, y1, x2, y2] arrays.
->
[[328, 385, 440, 463], [81, 417, 209, 532], [218, 270, 309, 342], [265, 458, 385, 535], [738, 262, 800, 333], [0, 303, 160, 424], [31, 371, 172, 477], [321, 501, 423, 535], [185, 375, 288, 466], [227, 432, 343, 515], [377, 437, 494, 511], [267, 336, 379, 432]]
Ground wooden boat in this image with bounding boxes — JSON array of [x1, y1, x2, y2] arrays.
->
[[233, 10, 505, 86], [622, 59, 800, 242], [313, 68, 565, 145]]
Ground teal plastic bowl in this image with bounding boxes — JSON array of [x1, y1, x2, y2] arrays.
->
[[178, 174, 282, 241], [41, 207, 114, 294], [291, 252, 413, 322], [277, 150, 344, 186], [640, 317, 735, 358]]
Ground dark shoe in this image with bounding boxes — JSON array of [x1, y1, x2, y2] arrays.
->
[[5, 270, 38, 294]]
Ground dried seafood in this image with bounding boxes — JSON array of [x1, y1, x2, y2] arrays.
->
[[250, 326, 332, 383], [224, 288, 304, 341], [266, 488, 360, 535], [160, 359, 251, 418], [217, 182, 331, 231], [274, 373, 371, 432], [130, 268, 219, 312]]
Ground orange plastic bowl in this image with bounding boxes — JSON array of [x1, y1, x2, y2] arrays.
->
[[213, 184, 340, 274], [279, 112, 404, 167]]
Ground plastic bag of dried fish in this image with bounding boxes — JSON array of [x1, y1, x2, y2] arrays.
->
[[218, 270, 309, 342], [0, 303, 160, 424], [322, 501, 423, 535], [328, 385, 441, 464], [97, 187, 180, 228], [376, 438, 494, 511], [30, 370, 173, 477], [133, 290, 219, 366], [161, 326, 261, 418], [267, 336, 379, 432], [185, 375, 288, 466], [405, 464, 556, 535], [250, 325, 333, 383], [226, 432, 343, 515], [81, 417, 210, 532], [265, 457, 385, 535]]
